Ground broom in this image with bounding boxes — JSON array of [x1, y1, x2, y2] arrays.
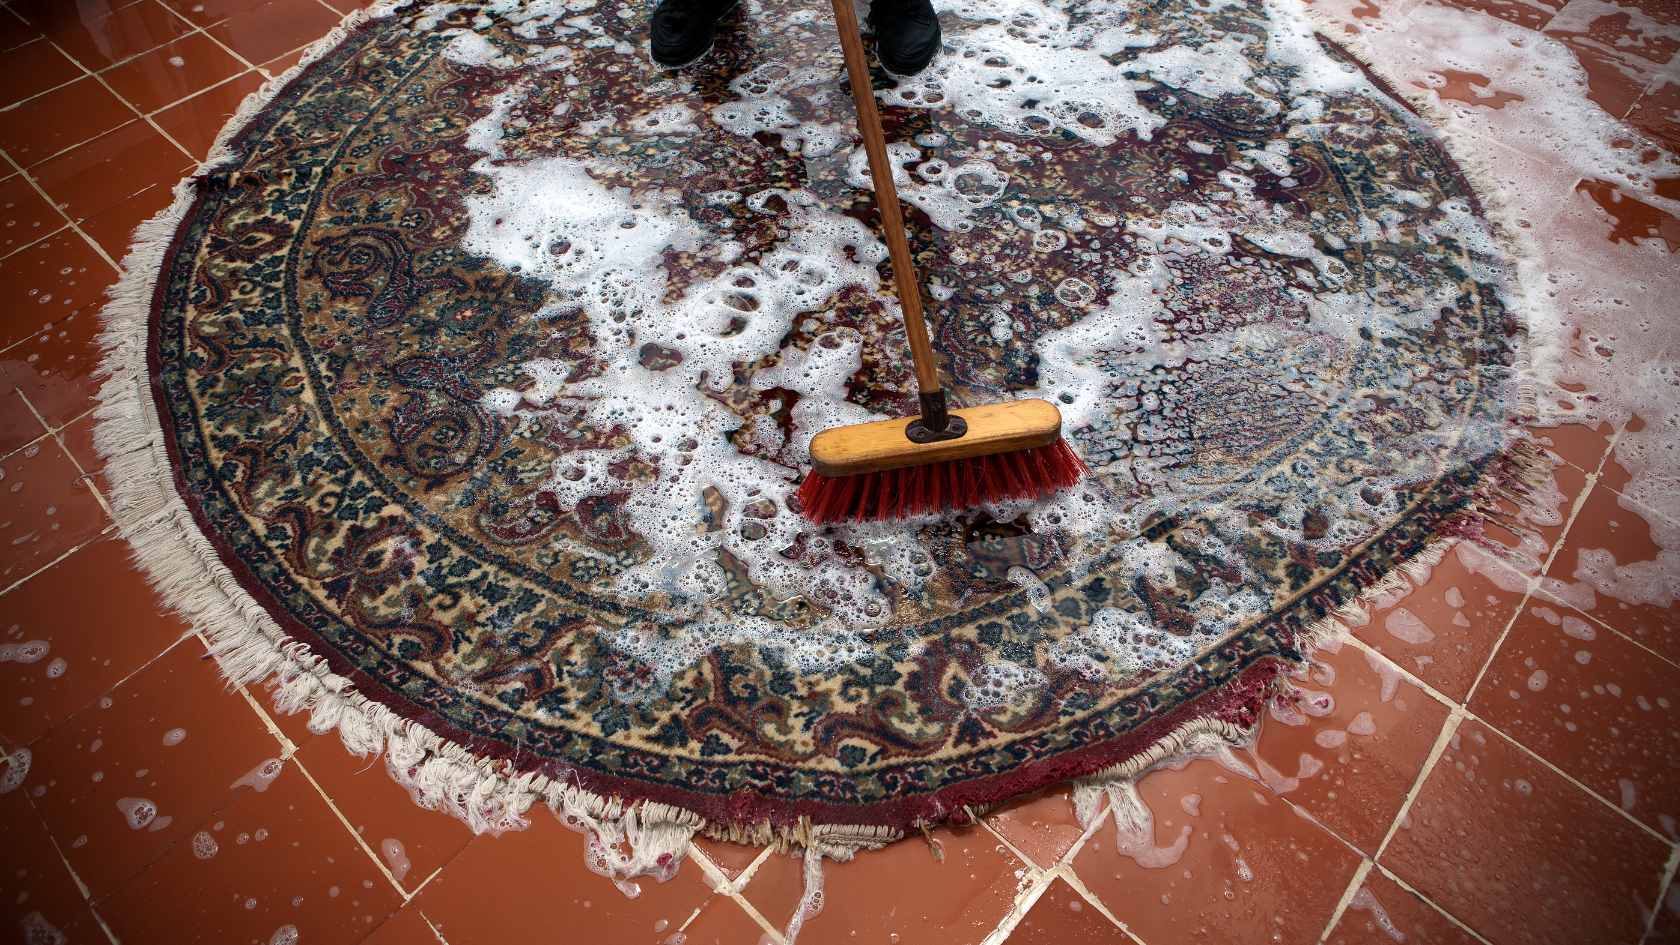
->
[[795, 0, 1088, 525]]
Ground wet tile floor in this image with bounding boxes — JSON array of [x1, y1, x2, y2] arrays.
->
[[0, 0, 1677, 942]]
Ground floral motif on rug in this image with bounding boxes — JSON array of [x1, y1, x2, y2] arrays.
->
[[127, 0, 1530, 833]]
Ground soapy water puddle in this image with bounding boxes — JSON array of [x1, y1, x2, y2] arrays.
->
[[368, 0, 1673, 705]]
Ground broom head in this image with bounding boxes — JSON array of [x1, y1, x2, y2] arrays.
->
[[798, 398, 1089, 524]]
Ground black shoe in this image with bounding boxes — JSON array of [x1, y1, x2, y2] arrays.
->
[[868, 0, 940, 76], [649, 0, 739, 67]]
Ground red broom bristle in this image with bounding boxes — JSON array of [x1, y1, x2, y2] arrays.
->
[[797, 438, 1091, 525]]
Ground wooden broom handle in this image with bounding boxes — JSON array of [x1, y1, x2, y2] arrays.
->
[[828, 0, 943, 397]]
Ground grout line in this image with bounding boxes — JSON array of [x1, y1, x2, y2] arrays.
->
[[978, 865, 1055, 945], [1372, 705, 1463, 862], [408, 863, 446, 897], [153, 0, 263, 74], [1353, 638, 1677, 850], [1059, 867, 1150, 945], [1368, 861, 1497, 945], [1341, 635, 1462, 713], [1048, 803, 1153, 943], [980, 817, 1041, 875], [89, 907, 121, 945], [0, 221, 71, 263], [0, 538, 95, 596], [1460, 575, 1538, 708], [734, 843, 776, 890], [1474, 712, 1676, 847], [0, 147, 123, 272], [289, 753, 415, 899], [685, 845, 785, 942], [1316, 857, 1372, 943], [37, 809, 94, 901], [725, 889, 784, 945], [416, 907, 454, 945], [1642, 847, 1680, 944]]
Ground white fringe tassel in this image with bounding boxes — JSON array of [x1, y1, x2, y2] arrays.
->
[[86, 0, 712, 885], [88, 0, 1544, 926]]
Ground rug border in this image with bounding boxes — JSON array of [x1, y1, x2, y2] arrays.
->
[[89, 0, 1554, 896]]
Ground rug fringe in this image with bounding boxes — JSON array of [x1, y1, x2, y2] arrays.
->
[[1070, 717, 1257, 838], [87, 0, 1555, 923]]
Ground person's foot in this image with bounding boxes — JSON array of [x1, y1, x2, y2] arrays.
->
[[868, 0, 941, 76], [649, 0, 739, 67]]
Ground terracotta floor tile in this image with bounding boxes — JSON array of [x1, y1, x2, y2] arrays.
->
[[27, 119, 193, 226], [670, 890, 779, 945], [1072, 758, 1364, 945], [251, 678, 322, 749], [1547, 483, 1680, 664], [159, 0, 274, 28], [319, 0, 385, 14], [205, 0, 343, 71], [1250, 641, 1452, 853], [691, 836, 761, 883], [1436, 0, 1561, 32], [1544, 2, 1680, 70], [1477, 451, 1586, 566], [414, 810, 720, 945], [151, 69, 267, 160], [986, 785, 1089, 868], [0, 308, 104, 432], [360, 903, 441, 945], [0, 535, 192, 750], [0, 307, 107, 432], [77, 176, 176, 260], [0, 172, 66, 260], [9, 0, 149, 35], [0, 371, 46, 460], [52, 410, 101, 478], [45, 0, 193, 72], [0, 435, 109, 585], [1627, 76, 1680, 150], [0, 787, 91, 942], [54, 907, 120, 944], [18, 638, 285, 899], [1651, 881, 1680, 945], [93, 756, 404, 944], [724, 845, 805, 925], [740, 821, 1029, 945], [1575, 179, 1680, 255], [0, 6, 43, 53], [1008, 878, 1124, 942], [99, 31, 249, 117], [1529, 420, 1615, 475], [1379, 719, 1671, 945], [1324, 867, 1479, 945], [291, 735, 475, 895], [0, 37, 83, 110], [0, 75, 134, 168], [259, 45, 309, 77], [1350, 547, 1527, 702], [0, 233, 113, 351], [1469, 600, 1680, 839]]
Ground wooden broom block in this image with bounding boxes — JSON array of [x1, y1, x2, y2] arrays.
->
[[808, 398, 1065, 478]]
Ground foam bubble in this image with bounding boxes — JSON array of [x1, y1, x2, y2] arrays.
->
[[231, 758, 284, 792], [381, 838, 412, 881], [117, 797, 158, 830], [192, 830, 219, 859], [0, 748, 30, 794]]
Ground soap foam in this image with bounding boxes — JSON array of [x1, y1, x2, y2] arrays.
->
[[430, 0, 1536, 693]]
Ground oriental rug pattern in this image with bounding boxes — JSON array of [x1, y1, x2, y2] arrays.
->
[[119, 0, 1531, 834]]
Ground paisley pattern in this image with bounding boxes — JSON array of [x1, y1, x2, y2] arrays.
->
[[144, 0, 1526, 829]]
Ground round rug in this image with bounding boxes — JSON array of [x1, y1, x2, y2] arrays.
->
[[99, 0, 1533, 842]]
